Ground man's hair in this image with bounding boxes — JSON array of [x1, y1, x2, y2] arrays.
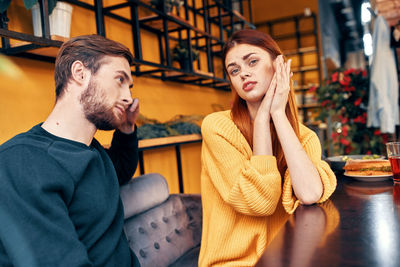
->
[[54, 35, 134, 98]]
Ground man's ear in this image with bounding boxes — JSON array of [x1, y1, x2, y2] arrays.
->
[[71, 60, 89, 85]]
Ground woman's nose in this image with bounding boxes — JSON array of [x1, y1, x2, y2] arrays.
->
[[240, 70, 251, 80]]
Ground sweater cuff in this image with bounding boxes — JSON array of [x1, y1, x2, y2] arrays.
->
[[250, 155, 277, 174], [111, 126, 138, 148]]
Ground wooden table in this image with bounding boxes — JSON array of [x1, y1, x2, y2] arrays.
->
[[256, 175, 400, 267]]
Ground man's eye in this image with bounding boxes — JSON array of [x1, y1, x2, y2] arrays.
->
[[118, 77, 124, 83]]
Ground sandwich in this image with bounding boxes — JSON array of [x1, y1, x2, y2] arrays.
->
[[343, 159, 392, 176]]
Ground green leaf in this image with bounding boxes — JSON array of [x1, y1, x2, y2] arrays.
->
[[24, 0, 37, 10], [0, 0, 12, 13], [48, 0, 57, 14]]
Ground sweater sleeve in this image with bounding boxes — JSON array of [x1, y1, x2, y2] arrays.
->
[[281, 126, 337, 214], [201, 113, 283, 216], [106, 128, 139, 185], [0, 146, 93, 267]]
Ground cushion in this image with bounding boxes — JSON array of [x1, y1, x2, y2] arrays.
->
[[120, 173, 169, 219], [124, 195, 200, 267]]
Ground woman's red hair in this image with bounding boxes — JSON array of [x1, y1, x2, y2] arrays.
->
[[222, 29, 300, 177]]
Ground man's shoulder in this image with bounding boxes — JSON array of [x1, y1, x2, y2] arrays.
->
[[0, 126, 51, 155]]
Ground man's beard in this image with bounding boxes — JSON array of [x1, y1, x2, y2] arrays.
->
[[80, 79, 122, 131]]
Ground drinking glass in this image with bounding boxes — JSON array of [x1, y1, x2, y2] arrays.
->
[[386, 142, 400, 182]]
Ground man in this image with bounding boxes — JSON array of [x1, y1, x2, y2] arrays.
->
[[0, 35, 140, 266]]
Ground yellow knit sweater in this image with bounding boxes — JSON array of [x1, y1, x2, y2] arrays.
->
[[199, 110, 337, 267]]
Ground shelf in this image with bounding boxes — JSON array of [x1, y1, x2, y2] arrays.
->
[[284, 46, 317, 56], [0, 0, 254, 91], [299, 103, 320, 109], [292, 65, 319, 73], [294, 84, 317, 91], [139, 134, 202, 150]]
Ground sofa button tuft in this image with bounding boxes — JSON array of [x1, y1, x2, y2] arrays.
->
[[154, 242, 160, 249], [138, 227, 145, 234], [162, 217, 168, 223], [139, 249, 146, 258], [166, 236, 171, 242], [175, 229, 181, 234], [150, 222, 157, 228]]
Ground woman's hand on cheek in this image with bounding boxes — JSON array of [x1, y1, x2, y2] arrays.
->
[[255, 72, 276, 123], [270, 55, 291, 118]]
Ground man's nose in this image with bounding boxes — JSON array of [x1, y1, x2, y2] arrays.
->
[[121, 86, 133, 105]]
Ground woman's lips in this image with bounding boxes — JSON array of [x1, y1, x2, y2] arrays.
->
[[243, 81, 257, 91]]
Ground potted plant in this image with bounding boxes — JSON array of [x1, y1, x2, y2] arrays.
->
[[0, 0, 58, 15], [171, 40, 199, 71], [150, 0, 184, 13], [313, 68, 388, 155], [31, 1, 73, 39], [0, 1, 73, 39]]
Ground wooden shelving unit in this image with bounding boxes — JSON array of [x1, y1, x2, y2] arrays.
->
[[0, 0, 255, 91]]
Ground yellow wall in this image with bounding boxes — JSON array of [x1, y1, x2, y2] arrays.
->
[[0, 0, 232, 194], [252, 0, 318, 22]]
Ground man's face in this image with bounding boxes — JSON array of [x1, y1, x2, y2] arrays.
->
[[80, 56, 133, 130]]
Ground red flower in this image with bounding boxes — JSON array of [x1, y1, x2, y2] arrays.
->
[[342, 127, 348, 137], [344, 69, 355, 75], [354, 98, 362, 106], [345, 145, 353, 154], [353, 115, 366, 124], [339, 115, 348, 124], [362, 70, 367, 77], [309, 86, 317, 93], [331, 72, 338, 82], [366, 150, 372, 155], [321, 100, 330, 107], [340, 138, 350, 146], [374, 129, 381, 136], [345, 86, 356, 92], [339, 75, 351, 86], [331, 132, 339, 142]]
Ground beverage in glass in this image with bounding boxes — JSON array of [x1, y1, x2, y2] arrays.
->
[[386, 142, 400, 182]]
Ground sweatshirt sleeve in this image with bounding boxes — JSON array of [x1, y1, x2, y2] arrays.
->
[[106, 128, 139, 185], [0, 146, 93, 267], [281, 126, 337, 214], [201, 113, 283, 216]]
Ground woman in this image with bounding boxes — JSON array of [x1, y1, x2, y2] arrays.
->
[[199, 29, 336, 266]]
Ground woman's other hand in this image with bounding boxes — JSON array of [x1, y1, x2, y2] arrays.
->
[[270, 55, 291, 118]]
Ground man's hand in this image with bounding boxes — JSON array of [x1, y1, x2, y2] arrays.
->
[[118, 98, 139, 134]]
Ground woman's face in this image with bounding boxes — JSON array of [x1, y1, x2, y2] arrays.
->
[[225, 44, 275, 104]]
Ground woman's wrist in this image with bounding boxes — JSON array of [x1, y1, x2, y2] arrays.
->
[[271, 109, 286, 121]]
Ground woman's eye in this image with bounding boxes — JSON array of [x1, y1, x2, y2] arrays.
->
[[230, 68, 239, 75], [249, 59, 258, 66]]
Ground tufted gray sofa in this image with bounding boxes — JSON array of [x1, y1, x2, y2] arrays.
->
[[120, 173, 202, 267]]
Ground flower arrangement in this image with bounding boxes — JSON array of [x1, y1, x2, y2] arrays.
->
[[313, 68, 388, 155]]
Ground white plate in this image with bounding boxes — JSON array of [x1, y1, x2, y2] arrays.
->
[[344, 173, 393, 182]]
